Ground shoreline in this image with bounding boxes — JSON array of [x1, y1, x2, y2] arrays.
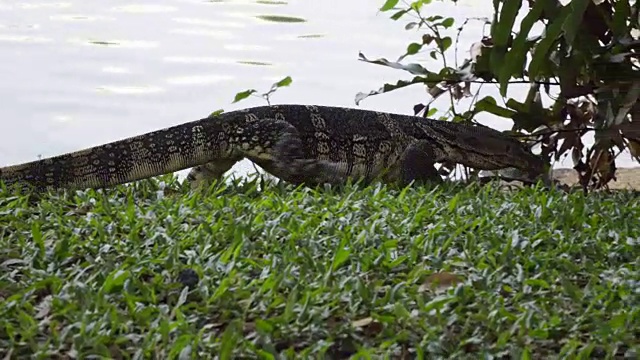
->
[[550, 167, 640, 190]]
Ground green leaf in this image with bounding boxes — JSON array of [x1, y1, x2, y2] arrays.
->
[[331, 239, 351, 271], [355, 76, 429, 105], [31, 222, 44, 255], [219, 320, 241, 360], [576, 343, 596, 358], [407, 42, 421, 54], [562, 0, 590, 45], [176, 286, 189, 308], [255, 319, 274, 334], [273, 76, 292, 88], [232, 89, 257, 103], [505, 98, 528, 112], [380, 0, 399, 11], [440, 36, 452, 52], [492, 0, 521, 47], [490, 0, 522, 96], [474, 96, 517, 118], [255, 350, 276, 360], [358, 52, 431, 75], [209, 277, 231, 303], [284, 286, 298, 321], [530, 328, 549, 339], [208, 109, 225, 118], [393, 302, 411, 319], [441, 17, 454, 28], [422, 295, 455, 313], [528, 6, 570, 79], [608, 313, 627, 329], [405, 22, 418, 30], [102, 268, 130, 294], [559, 277, 582, 301], [611, 0, 631, 38], [387, 255, 407, 268], [168, 334, 193, 360], [500, 0, 545, 93], [524, 278, 550, 289], [410, 0, 423, 12], [390, 9, 409, 20]]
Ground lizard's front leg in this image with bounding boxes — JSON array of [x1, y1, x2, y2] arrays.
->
[[396, 140, 444, 186]]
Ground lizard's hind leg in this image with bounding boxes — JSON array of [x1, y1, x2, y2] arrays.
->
[[243, 119, 351, 187], [186, 158, 241, 190]]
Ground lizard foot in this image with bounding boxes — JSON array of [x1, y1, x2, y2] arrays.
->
[[186, 159, 239, 190]]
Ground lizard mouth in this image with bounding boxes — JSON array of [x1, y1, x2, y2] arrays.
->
[[479, 166, 553, 186]]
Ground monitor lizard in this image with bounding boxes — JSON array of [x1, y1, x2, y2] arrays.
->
[[0, 104, 550, 192]]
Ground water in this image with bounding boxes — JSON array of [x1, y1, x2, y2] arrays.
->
[[0, 0, 632, 179]]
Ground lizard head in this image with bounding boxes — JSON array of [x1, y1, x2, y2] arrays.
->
[[487, 143, 553, 186]]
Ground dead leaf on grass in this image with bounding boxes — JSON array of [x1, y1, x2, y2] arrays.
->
[[351, 316, 384, 336], [419, 271, 463, 292], [351, 317, 374, 328]]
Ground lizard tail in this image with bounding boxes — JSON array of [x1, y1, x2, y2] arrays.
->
[[0, 113, 240, 192]]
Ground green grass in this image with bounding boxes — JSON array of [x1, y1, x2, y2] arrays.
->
[[0, 175, 638, 359]]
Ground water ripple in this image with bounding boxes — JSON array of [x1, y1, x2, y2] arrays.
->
[[52, 115, 73, 123], [110, 4, 178, 13], [0, 23, 40, 30], [67, 38, 159, 48], [95, 85, 165, 95], [171, 17, 244, 28], [165, 74, 235, 85], [17, 2, 72, 10], [163, 56, 273, 67], [168, 28, 234, 39], [49, 14, 115, 22], [275, 33, 325, 41], [236, 60, 271, 66], [256, 0, 288, 4], [224, 44, 270, 51], [255, 14, 306, 23], [297, 34, 324, 39], [0, 34, 52, 43], [163, 56, 236, 64], [101, 66, 132, 74]]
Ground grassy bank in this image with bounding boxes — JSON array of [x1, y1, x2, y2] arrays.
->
[[0, 175, 638, 359]]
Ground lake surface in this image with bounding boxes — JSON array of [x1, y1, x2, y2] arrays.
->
[[0, 0, 632, 179]]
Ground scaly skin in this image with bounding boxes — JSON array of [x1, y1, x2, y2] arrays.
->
[[0, 104, 548, 192]]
